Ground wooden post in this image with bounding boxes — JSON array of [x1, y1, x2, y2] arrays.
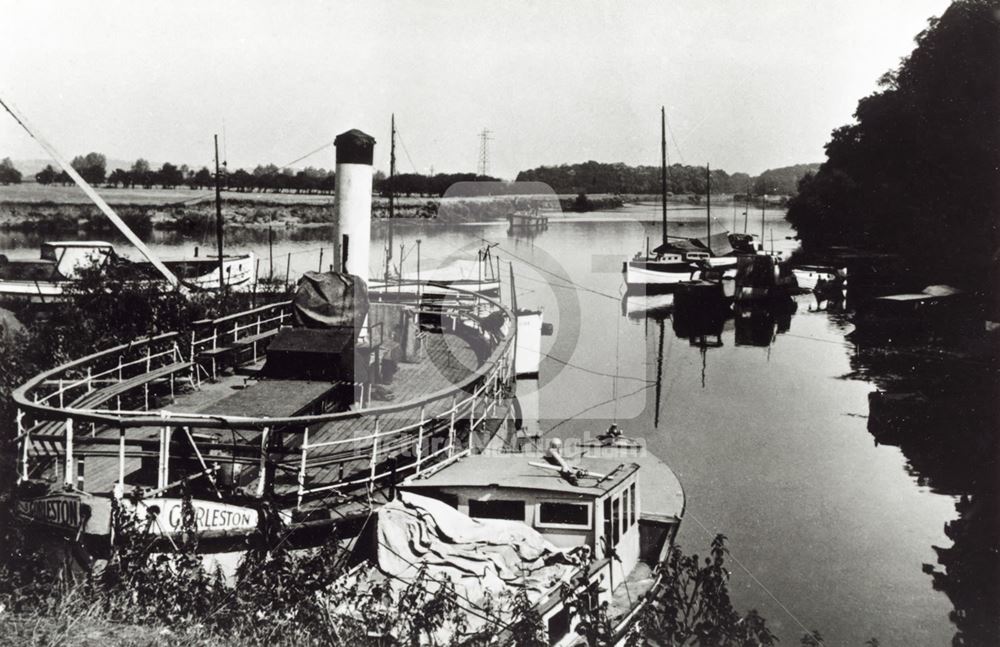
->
[[144, 347, 152, 410], [370, 419, 380, 484], [64, 418, 74, 488], [448, 396, 457, 457], [416, 405, 425, 469], [297, 427, 309, 508], [157, 426, 169, 489], [257, 427, 270, 497], [318, 247, 324, 273], [285, 252, 292, 289], [17, 410, 27, 480], [117, 426, 126, 497]]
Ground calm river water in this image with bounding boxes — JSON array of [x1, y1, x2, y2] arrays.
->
[[0, 203, 969, 645]]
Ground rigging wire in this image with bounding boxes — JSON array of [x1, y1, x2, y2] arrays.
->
[[486, 239, 622, 302], [395, 128, 420, 174], [544, 382, 656, 435], [280, 140, 336, 169], [684, 511, 825, 645], [542, 352, 652, 384], [665, 118, 686, 166]]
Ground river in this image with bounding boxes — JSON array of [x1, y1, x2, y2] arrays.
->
[[0, 203, 976, 645]]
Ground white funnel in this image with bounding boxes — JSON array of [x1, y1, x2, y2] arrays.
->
[[333, 129, 375, 281]]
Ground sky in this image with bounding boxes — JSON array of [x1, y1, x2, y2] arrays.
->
[[1, 0, 952, 178]]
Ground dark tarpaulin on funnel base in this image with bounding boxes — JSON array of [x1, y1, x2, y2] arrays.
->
[[293, 271, 369, 330]]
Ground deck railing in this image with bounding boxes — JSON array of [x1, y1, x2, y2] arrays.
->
[[13, 285, 516, 506]]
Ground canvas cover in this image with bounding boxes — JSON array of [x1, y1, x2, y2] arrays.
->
[[653, 231, 734, 257], [343, 492, 581, 637], [292, 271, 369, 330]]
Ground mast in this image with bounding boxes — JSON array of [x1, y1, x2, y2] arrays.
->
[[386, 114, 396, 280], [214, 134, 225, 289], [743, 182, 750, 233], [761, 189, 766, 242], [660, 106, 667, 246], [706, 164, 712, 255]]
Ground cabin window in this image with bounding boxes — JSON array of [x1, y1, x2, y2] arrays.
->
[[537, 501, 590, 528], [629, 483, 636, 526], [603, 497, 612, 552], [612, 496, 621, 544], [623, 488, 630, 531], [468, 499, 524, 521]]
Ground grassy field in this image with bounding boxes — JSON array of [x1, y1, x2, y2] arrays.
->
[[0, 183, 343, 206]]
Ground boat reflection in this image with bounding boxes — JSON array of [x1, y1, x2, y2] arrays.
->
[[621, 293, 674, 320], [734, 297, 796, 347]]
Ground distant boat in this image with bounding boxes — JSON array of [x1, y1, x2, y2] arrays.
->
[[0, 241, 256, 304], [368, 256, 501, 300], [791, 264, 846, 291], [623, 114, 757, 292]]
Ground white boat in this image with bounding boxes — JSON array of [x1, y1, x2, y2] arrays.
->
[[354, 435, 684, 645], [369, 257, 501, 299], [0, 241, 257, 304], [791, 264, 846, 291], [623, 251, 697, 288]]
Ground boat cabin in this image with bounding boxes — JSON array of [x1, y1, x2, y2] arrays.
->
[[401, 451, 647, 642], [41, 241, 115, 279]]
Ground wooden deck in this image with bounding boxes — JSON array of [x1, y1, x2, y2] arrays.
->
[[71, 323, 494, 501]]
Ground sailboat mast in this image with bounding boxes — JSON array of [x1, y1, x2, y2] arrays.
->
[[706, 164, 711, 255], [660, 106, 667, 246], [214, 134, 225, 288], [761, 190, 766, 241], [743, 182, 750, 233], [386, 114, 396, 280]]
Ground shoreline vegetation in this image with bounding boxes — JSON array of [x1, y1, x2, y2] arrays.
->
[[0, 184, 782, 234]]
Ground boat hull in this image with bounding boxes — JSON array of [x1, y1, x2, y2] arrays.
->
[[623, 260, 695, 289], [791, 267, 838, 291], [0, 253, 257, 303]]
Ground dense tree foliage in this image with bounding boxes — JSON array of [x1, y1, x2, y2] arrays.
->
[[753, 164, 821, 196], [786, 0, 1000, 290], [0, 157, 22, 184], [70, 152, 107, 184], [515, 161, 816, 196]]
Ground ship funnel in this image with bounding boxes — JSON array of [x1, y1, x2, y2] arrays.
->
[[333, 129, 376, 281]]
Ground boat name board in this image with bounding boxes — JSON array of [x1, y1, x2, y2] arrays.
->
[[16, 495, 84, 530], [136, 498, 258, 533]]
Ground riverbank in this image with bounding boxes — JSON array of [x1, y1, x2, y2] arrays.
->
[[0, 184, 628, 233]]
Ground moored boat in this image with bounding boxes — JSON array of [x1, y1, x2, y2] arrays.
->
[[11, 128, 526, 568], [0, 241, 257, 304], [358, 433, 684, 645], [791, 264, 847, 292]]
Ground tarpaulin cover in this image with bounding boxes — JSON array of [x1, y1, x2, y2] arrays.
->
[[292, 271, 369, 330], [653, 231, 734, 256], [346, 492, 581, 634]]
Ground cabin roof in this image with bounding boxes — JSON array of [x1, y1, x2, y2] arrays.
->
[[403, 454, 638, 496], [43, 241, 114, 248], [876, 293, 935, 302]]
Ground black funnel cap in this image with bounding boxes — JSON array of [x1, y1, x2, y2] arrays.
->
[[334, 129, 376, 165]]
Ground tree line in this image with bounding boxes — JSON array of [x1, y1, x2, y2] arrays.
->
[[786, 0, 999, 290], [3, 151, 818, 199], [515, 161, 819, 197], [31, 155, 341, 194]]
